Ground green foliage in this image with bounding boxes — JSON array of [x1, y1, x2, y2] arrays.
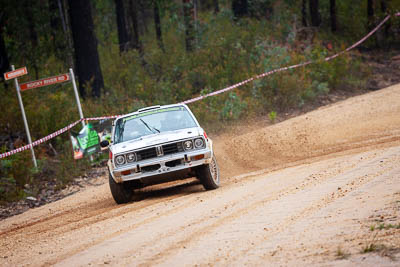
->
[[0, 149, 33, 203], [363, 243, 377, 253], [268, 111, 277, 123], [336, 246, 350, 260], [0, 142, 91, 204], [220, 92, 248, 121], [370, 223, 400, 231], [53, 142, 91, 187], [0, 0, 378, 203], [247, 0, 273, 19]]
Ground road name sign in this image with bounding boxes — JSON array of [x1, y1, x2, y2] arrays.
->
[[20, 74, 70, 91], [4, 67, 28, 80]]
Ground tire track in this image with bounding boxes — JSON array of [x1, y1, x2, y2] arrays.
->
[[57, 148, 389, 266], [54, 156, 354, 266], [0, 181, 207, 266], [2, 84, 400, 266], [144, 147, 400, 266], [230, 150, 400, 266], [0, 180, 201, 237]]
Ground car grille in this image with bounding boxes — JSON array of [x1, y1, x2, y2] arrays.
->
[[136, 147, 157, 161], [162, 142, 184, 155], [136, 142, 184, 161]]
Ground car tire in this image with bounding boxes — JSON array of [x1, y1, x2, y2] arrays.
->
[[109, 173, 133, 204], [197, 155, 220, 190]]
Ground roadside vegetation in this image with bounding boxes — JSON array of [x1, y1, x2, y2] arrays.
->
[[335, 246, 350, 260], [370, 223, 400, 231], [1, 0, 400, 204], [361, 219, 400, 258]]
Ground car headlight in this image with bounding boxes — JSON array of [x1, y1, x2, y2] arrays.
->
[[126, 152, 136, 163], [183, 140, 193, 150], [194, 138, 205, 148], [115, 155, 126, 166]]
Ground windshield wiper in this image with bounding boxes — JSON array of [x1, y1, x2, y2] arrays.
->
[[140, 119, 160, 133]]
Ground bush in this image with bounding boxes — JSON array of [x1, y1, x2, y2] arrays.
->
[[0, 142, 90, 204], [0, 2, 370, 203], [0, 149, 33, 203]]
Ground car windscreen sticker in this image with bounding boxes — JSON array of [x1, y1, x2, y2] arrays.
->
[[123, 107, 184, 122]]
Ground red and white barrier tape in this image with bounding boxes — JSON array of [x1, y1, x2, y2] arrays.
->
[[182, 14, 396, 104], [0, 119, 83, 159], [0, 115, 121, 159], [1, 13, 399, 160]]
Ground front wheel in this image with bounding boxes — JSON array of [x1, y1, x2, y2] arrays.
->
[[197, 155, 220, 190], [109, 173, 133, 204]]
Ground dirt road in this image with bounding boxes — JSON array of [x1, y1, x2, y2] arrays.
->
[[1, 84, 400, 266]]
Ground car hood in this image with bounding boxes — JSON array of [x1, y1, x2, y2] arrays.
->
[[111, 127, 203, 155]]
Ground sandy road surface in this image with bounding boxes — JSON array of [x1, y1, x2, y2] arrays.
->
[[1, 84, 400, 266]]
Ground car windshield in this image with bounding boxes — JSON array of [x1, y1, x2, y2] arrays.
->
[[114, 106, 197, 144]]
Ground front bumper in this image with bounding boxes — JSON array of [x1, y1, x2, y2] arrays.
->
[[108, 149, 212, 183]]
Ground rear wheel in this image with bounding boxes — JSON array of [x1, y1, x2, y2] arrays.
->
[[109, 173, 133, 204], [197, 155, 220, 190]]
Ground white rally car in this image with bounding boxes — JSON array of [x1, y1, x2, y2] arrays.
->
[[100, 104, 220, 204]]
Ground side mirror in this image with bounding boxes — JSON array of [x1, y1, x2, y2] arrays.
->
[[100, 140, 110, 148]]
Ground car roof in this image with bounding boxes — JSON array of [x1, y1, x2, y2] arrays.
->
[[117, 103, 189, 121]]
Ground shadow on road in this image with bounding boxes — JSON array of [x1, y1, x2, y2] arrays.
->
[[132, 179, 203, 202]]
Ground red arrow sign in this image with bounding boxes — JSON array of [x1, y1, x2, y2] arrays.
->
[[4, 67, 28, 80], [20, 74, 70, 91]]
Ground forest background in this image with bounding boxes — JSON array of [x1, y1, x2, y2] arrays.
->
[[0, 0, 399, 203]]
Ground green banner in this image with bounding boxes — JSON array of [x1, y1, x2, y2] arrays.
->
[[70, 123, 100, 159]]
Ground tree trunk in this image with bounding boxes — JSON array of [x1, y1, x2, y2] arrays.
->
[[24, 5, 39, 79], [60, 0, 74, 68], [154, 1, 164, 51], [49, 0, 68, 64], [0, 27, 10, 86], [232, 0, 248, 19], [367, 0, 374, 31], [137, 0, 148, 35], [182, 0, 195, 52], [213, 0, 219, 14], [128, 0, 141, 51], [128, 0, 148, 68], [115, 0, 130, 52], [330, 0, 337, 32], [309, 0, 321, 27], [302, 0, 307, 27], [381, 0, 390, 38], [381, 0, 387, 14], [49, 0, 61, 47], [68, 0, 104, 98]]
